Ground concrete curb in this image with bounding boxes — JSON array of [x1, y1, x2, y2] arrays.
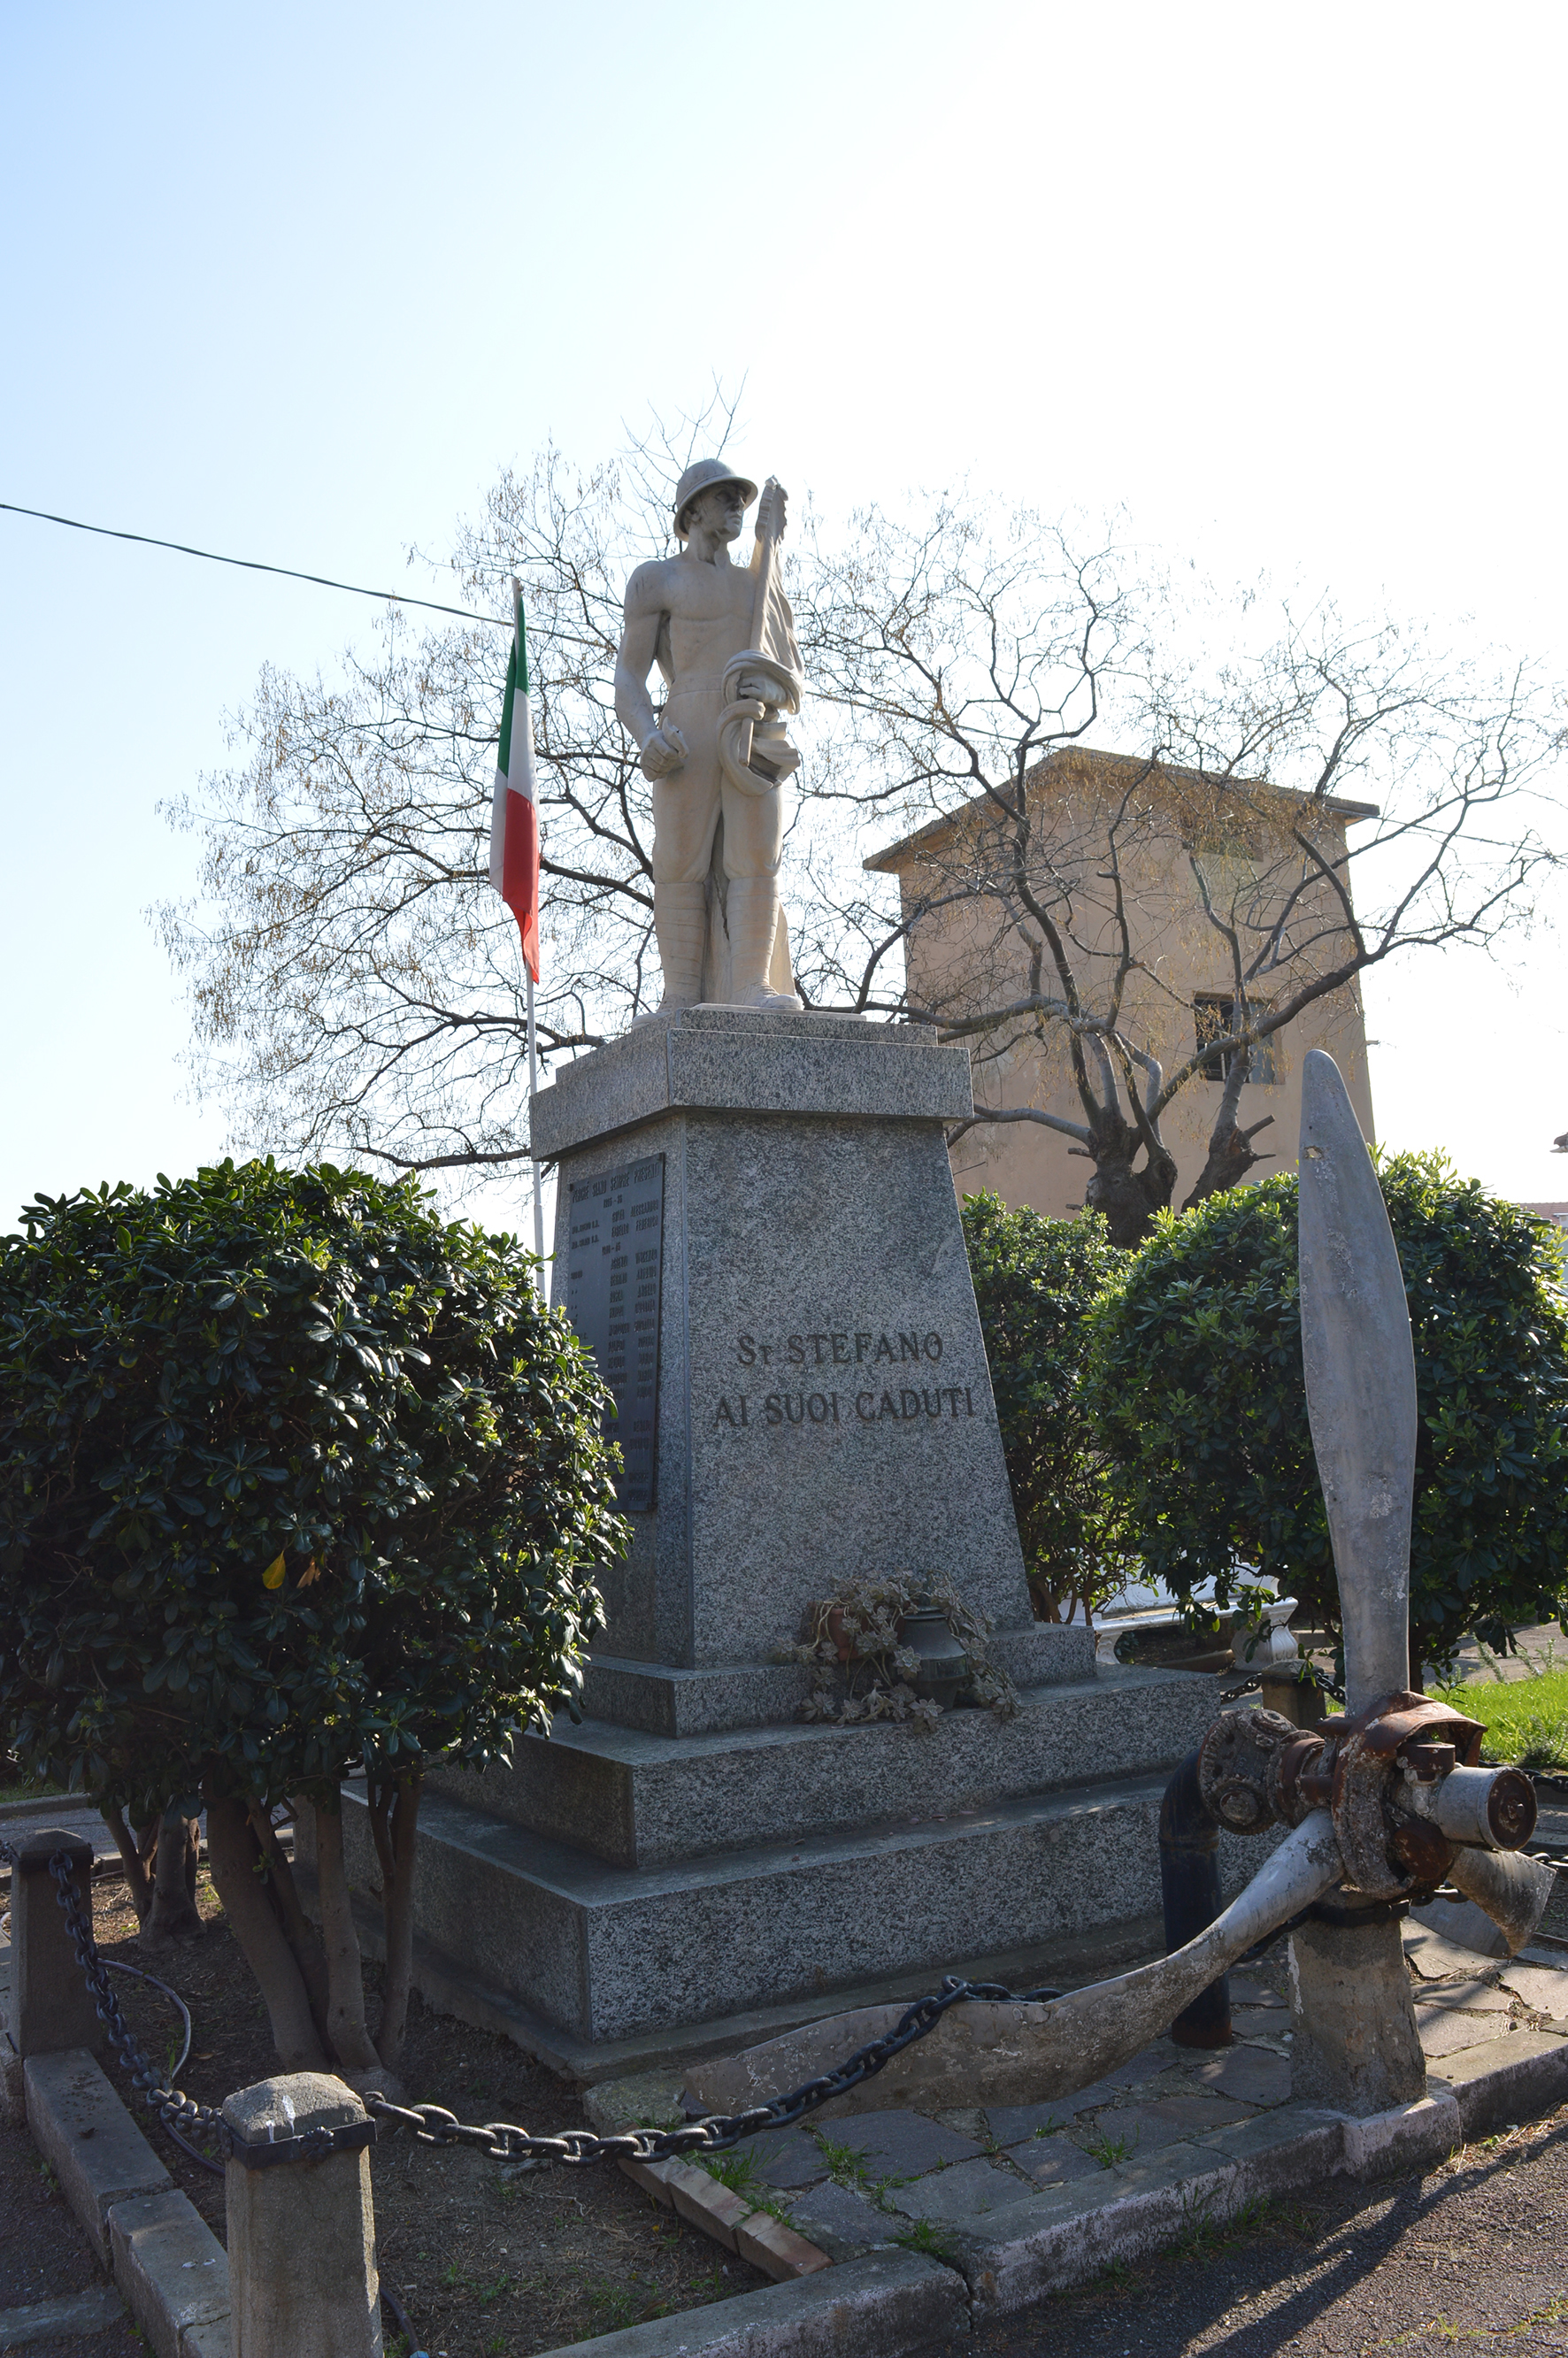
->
[[21, 2046, 230, 2355], [528, 2248, 968, 2356], [10, 2012, 1566, 2358]]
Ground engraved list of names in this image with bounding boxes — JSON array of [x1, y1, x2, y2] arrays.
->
[[564, 1155, 665, 1512]]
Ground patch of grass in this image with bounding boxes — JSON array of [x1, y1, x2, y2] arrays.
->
[[1431, 1669, 1568, 1770], [699, 2148, 765, 2198], [1085, 2131, 1134, 2167], [1032, 2117, 1066, 2139], [894, 2216, 958, 2261], [587, 2282, 642, 2331], [812, 2131, 876, 2193], [1175, 2189, 1274, 2258]]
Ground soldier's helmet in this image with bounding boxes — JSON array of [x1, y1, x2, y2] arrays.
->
[[673, 459, 758, 538]]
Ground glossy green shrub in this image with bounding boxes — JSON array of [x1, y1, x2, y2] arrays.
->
[[0, 1160, 626, 1814], [962, 1194, 1133, 1623], [1085, 1156, 1568, 1671]]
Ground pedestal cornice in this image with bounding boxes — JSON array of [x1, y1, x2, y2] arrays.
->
[[531, 1006, 972, 1162]]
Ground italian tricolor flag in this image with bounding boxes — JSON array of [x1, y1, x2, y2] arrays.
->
[[488, 588, 541, 980]]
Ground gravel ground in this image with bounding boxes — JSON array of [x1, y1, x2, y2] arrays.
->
[[88, 1868, 770, 2356], [0, 2117, 140, 2356]]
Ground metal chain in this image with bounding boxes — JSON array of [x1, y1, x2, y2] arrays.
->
[[0, 1840, 227, 2177], [6, 1835, 1062, 2179], [1219, 1663, 1347, 1706], [364, 1971, 1064, 2168]]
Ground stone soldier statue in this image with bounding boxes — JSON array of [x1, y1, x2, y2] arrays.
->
[[614, 458, 804, 1015]]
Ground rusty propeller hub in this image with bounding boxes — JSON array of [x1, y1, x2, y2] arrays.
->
[[1195, 1691, 1533, 1904]]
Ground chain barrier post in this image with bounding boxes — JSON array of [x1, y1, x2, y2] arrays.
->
[[10, 1831, 105, 2064], [222, 2073, 382, 2358]]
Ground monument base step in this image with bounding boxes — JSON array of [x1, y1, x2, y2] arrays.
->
[[424, 1663, 1217, 1868], [580, 1623, 1095, 1738], [311, 1873, 1172, 2085], [306, 1755, 1263, 2050]]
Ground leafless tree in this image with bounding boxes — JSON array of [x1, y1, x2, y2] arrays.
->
[[795, 507, 1565, 1240], [159, 435, 1564, 1242]]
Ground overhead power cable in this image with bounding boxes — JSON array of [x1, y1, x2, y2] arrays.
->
[[0, 500, 510, 627]]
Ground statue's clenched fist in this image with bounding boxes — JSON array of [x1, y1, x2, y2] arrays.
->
[[639, 725, 688, 781]]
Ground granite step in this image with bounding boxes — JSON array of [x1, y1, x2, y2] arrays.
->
[[422, 1663, 1218, 1869], [580, 1623, 1096, 1738], [330, 1764, 1203, 2047]]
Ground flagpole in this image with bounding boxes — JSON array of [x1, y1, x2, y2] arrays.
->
[[511, 571, 547, 1305], [527, 967, 544, 1302]]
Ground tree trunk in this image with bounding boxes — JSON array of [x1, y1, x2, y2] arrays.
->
[[102, 1805, 152, 1924], [204, 1792, 329, 2072], [374, 1778, 422, 2072], [139, 1817, 204, 1947], [312, 1803, 382, 2077], [245, 1801, 333, 2051], [1180, 1114, 1276, 1214], [1084, 1140, 1179, 1248]]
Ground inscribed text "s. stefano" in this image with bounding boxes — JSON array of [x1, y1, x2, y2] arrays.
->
[[711, 1327, 977, 1432]]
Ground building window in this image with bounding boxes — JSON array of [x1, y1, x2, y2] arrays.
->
[[1195, 994, 1278, 1086]]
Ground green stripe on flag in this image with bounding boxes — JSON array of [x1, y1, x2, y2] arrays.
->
[[496, 634, 518, 779]]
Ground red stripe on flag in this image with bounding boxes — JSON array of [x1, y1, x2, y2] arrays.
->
[[502, 788, 541, 982]]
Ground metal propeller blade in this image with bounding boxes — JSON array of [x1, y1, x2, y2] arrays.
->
[[1298, 1050, 1546, 1951], [684, 1814, 1345, 2120], [1298, 1049, 1417, 1710], [1446, 1847, 1556, 1955]]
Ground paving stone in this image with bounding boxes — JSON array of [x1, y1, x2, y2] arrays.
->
[[1405, 1926, 1503, 1981], [814, 2109, 980, 2179], [1020, 2048, 1177, 2124], [1188, 2045, 1293, 2105], [1411, 1977, 1510, 2013], [1101, 2041, 1178, 2088], [1228, 1975, 1287, 2008], [1098, 2094, 1257, 2154], [885, 2154, 1026, 2226], [1230, 2004, 1290, 2035], [784, 2178, 896, 2260], [1083, 2103, 1206, 2159], [1003, 2131, 1107, 2188], [1417, 2007, 1522, 2060], [741, 2124, 830, 2189], [1499, 1962, 1568, 2021], [1107, 2138, 1220, 2193], [985, 2101, 1074, 2146]]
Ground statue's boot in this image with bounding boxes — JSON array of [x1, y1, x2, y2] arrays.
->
[[726, 874, 799, 1010], [634, 879, 708, 1021]]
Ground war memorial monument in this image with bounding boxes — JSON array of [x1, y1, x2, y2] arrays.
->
[[334, 463, 1220, 2077]]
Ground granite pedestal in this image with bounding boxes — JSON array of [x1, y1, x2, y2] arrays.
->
[[316, 1010, 1223, 2068]]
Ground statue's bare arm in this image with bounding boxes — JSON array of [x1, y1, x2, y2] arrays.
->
[[615, 565, 687, 780]]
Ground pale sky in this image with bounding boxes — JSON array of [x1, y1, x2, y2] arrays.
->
[[4, 1, 1565, 1239]]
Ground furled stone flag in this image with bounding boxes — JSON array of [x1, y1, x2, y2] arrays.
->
[[488, 588, 541, 979]]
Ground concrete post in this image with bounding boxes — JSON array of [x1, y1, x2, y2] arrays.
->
[[1288, 1908, 1426, 2115], [10, 1830, 105, 2058], [222, 2072, 382, 2358]]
